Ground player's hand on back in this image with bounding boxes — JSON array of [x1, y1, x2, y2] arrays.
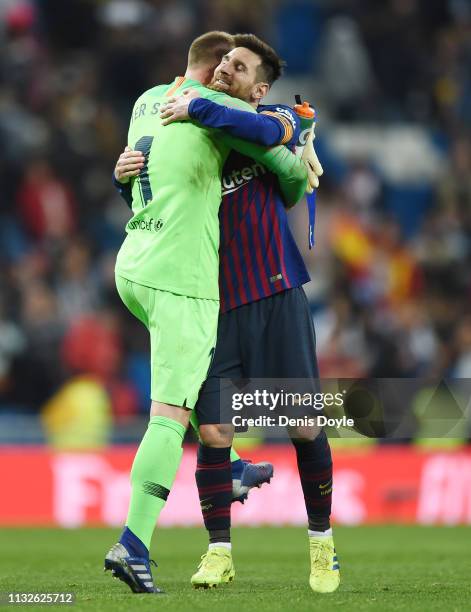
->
[[114, 146, 145, 183], [160, 88, 201, 126]]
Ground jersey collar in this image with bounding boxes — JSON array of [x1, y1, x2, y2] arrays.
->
[[166, 76, 200, 97]]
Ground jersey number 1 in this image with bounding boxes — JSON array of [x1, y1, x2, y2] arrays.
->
[[135, 136, 154, 207]]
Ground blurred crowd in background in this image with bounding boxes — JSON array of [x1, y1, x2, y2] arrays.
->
[[0, 0, 469, 445]]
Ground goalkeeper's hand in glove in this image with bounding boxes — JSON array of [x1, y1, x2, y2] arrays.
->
[[302, 128, 323, 193]]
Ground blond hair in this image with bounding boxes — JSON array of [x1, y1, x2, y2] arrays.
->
[[188, 31, 234, 68]]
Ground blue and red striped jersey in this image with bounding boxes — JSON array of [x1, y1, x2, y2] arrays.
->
[[114, 102, 311, 311], [219, 103, 310, 313]]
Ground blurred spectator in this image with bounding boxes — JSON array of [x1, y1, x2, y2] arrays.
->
[[41, 374, 112, 449], [0, 301, 26, 397], [17, 160, 76, 243], [320, 16, 375, 120], [62, 310, 139, 422], [20, 281, 65, 385], [438, 137, 471, 225], [55, 239, 100, 322], [451, 317, 471, 377]]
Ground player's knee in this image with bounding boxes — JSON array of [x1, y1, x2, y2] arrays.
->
[[199, 424, 234, 447], [150, 400, 191, 427], [288, 424, 322, 442]]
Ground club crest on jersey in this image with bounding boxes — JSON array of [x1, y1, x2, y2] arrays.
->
[[222, 162, 267, 195]]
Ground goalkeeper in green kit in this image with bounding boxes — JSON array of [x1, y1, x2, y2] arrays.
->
[[104, 31, 311, 594]]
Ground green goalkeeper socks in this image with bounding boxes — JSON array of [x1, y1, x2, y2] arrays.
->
[[125, 415, 186, 549]]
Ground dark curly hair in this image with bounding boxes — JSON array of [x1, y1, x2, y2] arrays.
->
[[233, 33, 285, 85]]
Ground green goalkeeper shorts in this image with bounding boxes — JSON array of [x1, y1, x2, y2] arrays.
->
[[115, 274, 219, 409]]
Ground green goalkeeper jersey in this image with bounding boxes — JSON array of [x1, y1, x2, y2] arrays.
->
[[115, 76, 307, 300]]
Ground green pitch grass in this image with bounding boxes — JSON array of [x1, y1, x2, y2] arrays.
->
[[0, 526, 469, 611]]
